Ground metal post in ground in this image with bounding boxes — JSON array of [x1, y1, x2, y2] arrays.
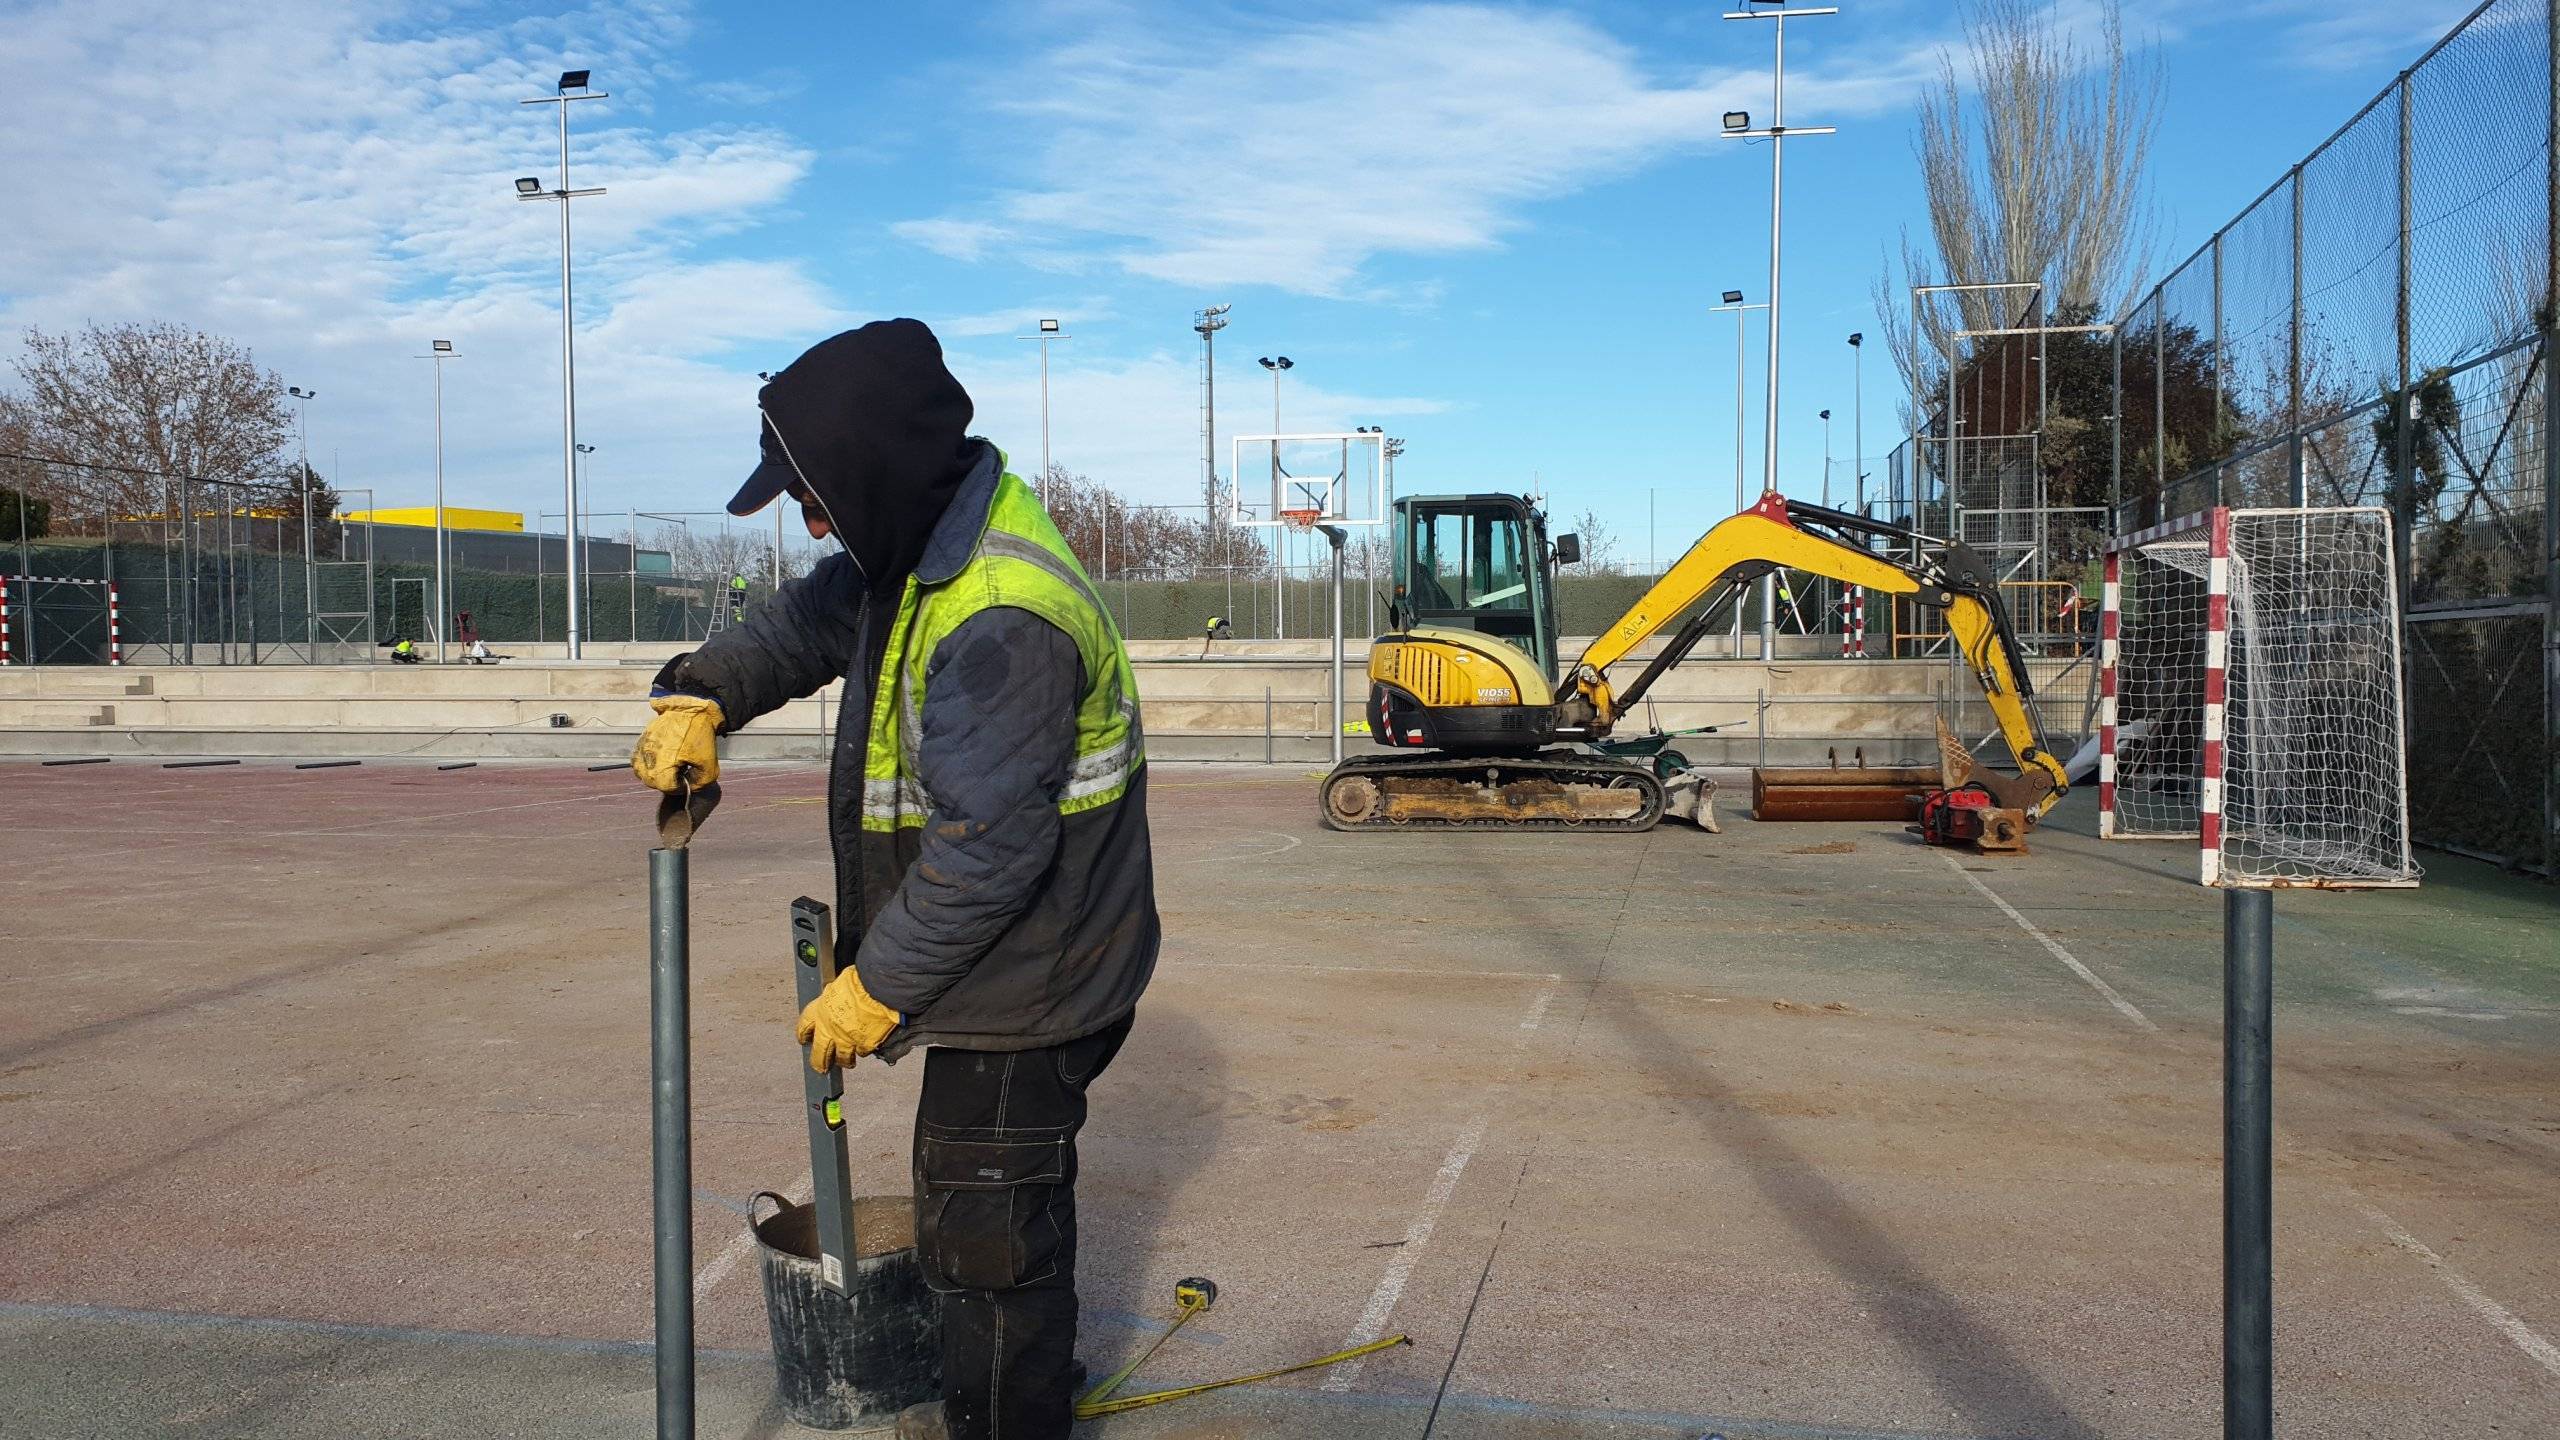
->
[[2223, 886, 2274, 1440], [1326, 525, 1346, 765], [648, 845, 696, 1440], [1264, 686, 1274, 764]]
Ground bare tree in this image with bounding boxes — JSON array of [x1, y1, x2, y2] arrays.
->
[[7, 322, 295, 519], [1040, 464, 1257, 580], [649, 524, 794, 584], [1566, 508, 1621, 574], [1873, 0, 2160, 429]]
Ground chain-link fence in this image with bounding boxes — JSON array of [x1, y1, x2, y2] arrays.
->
[[2110, 0, 2557, 872]]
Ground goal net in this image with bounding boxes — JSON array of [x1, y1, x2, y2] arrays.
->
[[2100, 507, 2418, 888]]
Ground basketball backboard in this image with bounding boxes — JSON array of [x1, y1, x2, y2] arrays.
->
[[1231, 432, 1386, 528]]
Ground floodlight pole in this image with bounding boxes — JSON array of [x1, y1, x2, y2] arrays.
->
[[1195, 305, 1229, 517], [1019, 322, 1069, 491], [519, 76, 608, 659], [1710, 298, 1765, 653], [288, 387, 318, 657], [1260, 357, 1294, 638], [1849, 333, 1865, 519], [420, 346, 457, 663], [1723, 4, 1836, 661]]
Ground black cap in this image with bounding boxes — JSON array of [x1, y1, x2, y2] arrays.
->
[[727, 412, 800, 517]]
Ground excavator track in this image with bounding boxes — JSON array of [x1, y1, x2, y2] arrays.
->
[[1319, 750, 1667, 832]]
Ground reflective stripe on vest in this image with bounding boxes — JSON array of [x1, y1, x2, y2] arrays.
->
[[860, 471, 1144, 832]]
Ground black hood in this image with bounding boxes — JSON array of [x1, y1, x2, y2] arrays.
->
[[733, 319, 978, 593]]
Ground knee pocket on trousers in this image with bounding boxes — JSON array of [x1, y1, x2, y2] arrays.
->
[[918, 1133, 1068, 1293]]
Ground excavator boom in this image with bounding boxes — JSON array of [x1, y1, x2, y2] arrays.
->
[[1567, 492, 2066, 817]]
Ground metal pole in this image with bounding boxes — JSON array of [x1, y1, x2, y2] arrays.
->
[[1203, 322, 1218, 515], [2546, 0, 2560, 878], [649, 846, 697, 1440], [1328, 526, 1346, 765], [433, 354, 448, 664], [1757, 11, 1789, 665], [297, 396, 316, 658], [1853, 339, 1864, 518], [1039, 336, 1052, 485], [180, 478, 196, 664], [559, 99, 585, 660], [632, 508, 641, 643], [2393, 78, 2417, 623], [2223, 886, 2274, 1440], [2289, 169, 2307, 506], [2212, 234, 2226, 504]]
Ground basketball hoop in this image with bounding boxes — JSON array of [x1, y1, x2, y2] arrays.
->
[[1280, 507, 1323, 531]]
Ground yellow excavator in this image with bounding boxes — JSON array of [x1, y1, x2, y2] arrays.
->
[[1319, 490, 2070, 832]]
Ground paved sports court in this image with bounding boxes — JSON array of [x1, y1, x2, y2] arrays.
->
[[2, 759, 2553, 1437]]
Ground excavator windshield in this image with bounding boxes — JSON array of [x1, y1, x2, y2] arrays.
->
[[1391, 495, 1560, 675]]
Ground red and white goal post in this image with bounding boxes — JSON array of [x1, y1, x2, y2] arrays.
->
[[0, 574, 123, 667], [2098, 507, 2418, 889]]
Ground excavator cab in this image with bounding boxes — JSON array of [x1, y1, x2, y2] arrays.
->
[[1388, 494, 1570, 680]]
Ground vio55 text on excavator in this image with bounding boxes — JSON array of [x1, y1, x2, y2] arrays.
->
[[1318, 490, 2069, 834]]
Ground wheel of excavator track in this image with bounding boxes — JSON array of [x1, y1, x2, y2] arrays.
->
[[1325, 773, 1381, 826]]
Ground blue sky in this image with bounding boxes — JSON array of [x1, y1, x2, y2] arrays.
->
[[0, 0, 2485, 562]]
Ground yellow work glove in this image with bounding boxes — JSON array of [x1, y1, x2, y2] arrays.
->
[[796, 968, 901, 1072], [631, 693, 723, 792]]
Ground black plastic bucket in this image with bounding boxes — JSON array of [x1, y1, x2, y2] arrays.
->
[[751, 1191, 942, 1430]]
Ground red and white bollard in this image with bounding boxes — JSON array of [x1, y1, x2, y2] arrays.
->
[[0, 576, 13, 666], [1837, 587, 1866, 658], [107, 580, 123, 666]]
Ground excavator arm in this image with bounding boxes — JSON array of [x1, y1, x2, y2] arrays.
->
[[1564, 492, 2069, 818]]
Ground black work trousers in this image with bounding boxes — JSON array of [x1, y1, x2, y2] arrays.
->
[[913, 1016, 1131, 1440]]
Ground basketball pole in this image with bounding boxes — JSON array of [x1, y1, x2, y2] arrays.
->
[[1323, 523, 1346, 766]]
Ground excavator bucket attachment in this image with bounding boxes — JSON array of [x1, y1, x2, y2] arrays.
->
[[1935, 715, 1977, 792]]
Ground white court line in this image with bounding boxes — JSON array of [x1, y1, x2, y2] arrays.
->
[[693, 1172, 811, 1303], [1157, 833, 1302, 866], [1938, 852, 2157, 1033], [2360, 1202, 2560, 1381], [1320, 1115, 1487, 1392], [1321, 974, 1555, 1392]]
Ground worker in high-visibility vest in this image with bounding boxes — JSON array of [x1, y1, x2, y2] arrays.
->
[[631, 320, 1156, 1440], [728, 572, 749, 622]]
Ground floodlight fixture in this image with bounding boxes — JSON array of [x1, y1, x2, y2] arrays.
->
[[558, 70, 590, 92], [575, 442, 596, 454], [432, 339, 454, 354], [1259, 355, 1292, 371], [1722, 111, 1750, 132], [1039, 317, 1061, 333], [288, 385, 315, 399], [1721, 290, 1745, 305], [1847, 331, 1863, 347], [515, 176, 543, 196]]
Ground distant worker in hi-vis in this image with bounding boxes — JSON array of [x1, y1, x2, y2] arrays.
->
[[729, 571, 749, 622], [629, 319, 1158, 1440]]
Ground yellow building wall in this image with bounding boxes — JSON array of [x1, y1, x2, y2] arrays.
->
[[342, 507, 526, 533]]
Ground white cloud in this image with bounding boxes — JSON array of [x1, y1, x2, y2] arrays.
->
[[2242, 0, 2488, 73], [0, 0, 822, 515], [892, 2, 1940, 298], [891, 218, 1009, 263]]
